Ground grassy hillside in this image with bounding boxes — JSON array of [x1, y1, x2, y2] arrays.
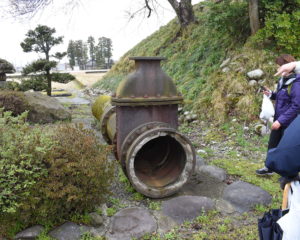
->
[[93, 1, 279, 123]]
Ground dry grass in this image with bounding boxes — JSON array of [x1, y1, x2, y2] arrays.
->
[[70, 72, 106, 88]]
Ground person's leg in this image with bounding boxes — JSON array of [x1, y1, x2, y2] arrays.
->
[[256, 128, 285, 175], [267, 129, 284, 149]]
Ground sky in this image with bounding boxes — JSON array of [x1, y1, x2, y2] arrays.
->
[[0, 0, 201, 68]]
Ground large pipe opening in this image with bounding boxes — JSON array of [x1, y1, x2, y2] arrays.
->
[[134, 135, 186, 188]]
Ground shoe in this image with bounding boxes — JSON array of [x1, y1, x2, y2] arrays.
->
[[256, 167, 274, 176]]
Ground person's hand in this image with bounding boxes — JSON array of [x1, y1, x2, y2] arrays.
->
[[271, 120, 281, 130], [262, 88, 272, 97], [275, 62, 296, 76]]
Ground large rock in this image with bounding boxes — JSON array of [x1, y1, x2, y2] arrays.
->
[[246, 69, 264, 80], [24, 92, 71, 123], [106, 207, 157, 240], [196, 165, 227, 182], [152, 211, 178, 234], [89, 212, 104, 227], [161, 196, 215, 224], [223, 181, 272, 213], [179, 164, 227, 198], [14, 225, 44, 240], [49, 222, 83, 240]]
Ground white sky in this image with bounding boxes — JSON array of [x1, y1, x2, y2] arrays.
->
[[0, 0, 201, 68]]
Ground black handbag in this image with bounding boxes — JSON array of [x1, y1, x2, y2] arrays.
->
[[258, 183, 290, 240]]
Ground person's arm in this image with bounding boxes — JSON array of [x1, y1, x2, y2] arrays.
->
[[277, 79, 300, 127], [295, 61, 300, 74], [275, 61, 300, 76]]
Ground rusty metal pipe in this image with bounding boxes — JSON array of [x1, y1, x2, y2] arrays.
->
[[92, 57, 196, 198], [123, 123, 195, 198]]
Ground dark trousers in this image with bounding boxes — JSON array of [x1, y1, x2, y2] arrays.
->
[[267, 127, 286, 150]]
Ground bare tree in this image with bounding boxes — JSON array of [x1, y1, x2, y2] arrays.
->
[[7, 0, 52, 17], [129, 0, 196, 27], [7, 0, 78, 18], [8, 0, 196, 28], [166, 0, 196, 27]]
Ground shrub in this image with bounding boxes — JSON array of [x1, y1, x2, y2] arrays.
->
[[0, 81, 21, 91], [0, 110, 53, 214], [19, 76, 48, 91], [0, 114, 114, 236], [204, 0, 250, 42], [254, 0, 300, 56], [51, 72, 75, 83], [0, 90, 30, 116], [26, 123, 114, 223]]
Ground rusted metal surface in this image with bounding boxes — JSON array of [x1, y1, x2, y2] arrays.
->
[[125, 126, 195, 198], [115, 105, 178, 162], [95, 56, 196, 198], [111, 57, 183, 106], [99, 104, 116, 144]]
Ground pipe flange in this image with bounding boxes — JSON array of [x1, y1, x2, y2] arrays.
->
[[120, 122, 170, 173], [100, 105, 116, 144], [125, 127, 196, 198]]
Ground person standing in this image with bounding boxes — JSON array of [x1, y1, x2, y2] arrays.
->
[[256, 54, 300, 175]]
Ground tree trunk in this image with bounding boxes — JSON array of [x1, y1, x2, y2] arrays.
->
[[249, 0, 260, 35], [46, 70, 51, 96], [167, 0, 196, 27], [0, 73, 6, 81]]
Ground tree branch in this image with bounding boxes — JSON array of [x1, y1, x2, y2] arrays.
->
[[144, 0, 152, 18]]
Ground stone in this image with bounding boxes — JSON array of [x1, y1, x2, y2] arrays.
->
[[185, 115, 193, 122], [254, 124, 269, 136], [179, 170, 227, 198], [14, 225, 44, 240], [49, 222, 83, 240], [106, 207, 157, 240], [196, 155, 205, 167], [222, 67, 230, 73], [197, 149, 207, 154], [220, 58, 231, 68], [152, 211, 178, 234], [197, 165, 227, 182], [215, 199, 237, 215], [223, 181, 272, 213], [89, 212, 104, 227], [247, 69, 264, 80], [24, 92, 71, 124], [190, 114, 198, 120], [161, 196, 215, 224], [248, 80, 258, 87]]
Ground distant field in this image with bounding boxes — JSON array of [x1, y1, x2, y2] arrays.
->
[[70, 72, 106, 88], [7, 71, 106, 90]]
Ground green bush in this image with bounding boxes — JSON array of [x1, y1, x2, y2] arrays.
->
[[0, 110, 53, 214], [0, 81, 21, 91], [0, 113, 114, 237], [19, 76, 48, 91], [51, 72, 75, 83], [0, 91, 30, 116], [203, 0, 250, 42], [254, 0, 300, 56], [27, 123, 114, 223]]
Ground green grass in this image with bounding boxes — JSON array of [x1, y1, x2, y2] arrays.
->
[[92, 1, 279, 125]]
